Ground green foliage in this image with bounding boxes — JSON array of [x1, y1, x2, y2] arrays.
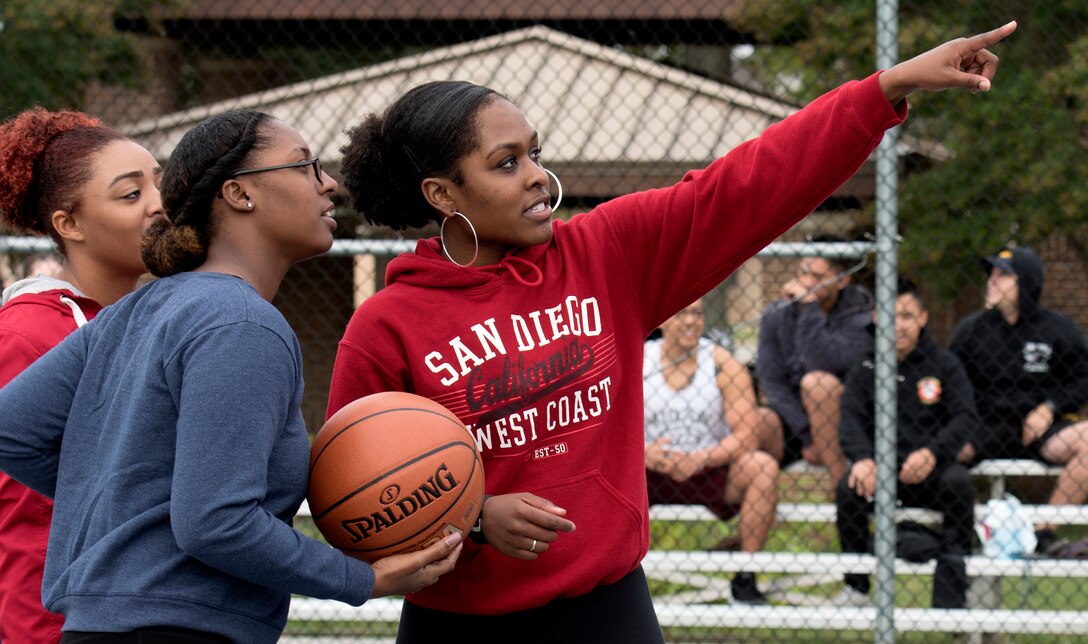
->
[[729, 0, 1088, 300], [0, 0, 167, 118]]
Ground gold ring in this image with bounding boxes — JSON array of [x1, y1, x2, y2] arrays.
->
[[529, 539, 538, 553]]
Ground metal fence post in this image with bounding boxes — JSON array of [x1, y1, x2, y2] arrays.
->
[[874, 1, 900, 643]]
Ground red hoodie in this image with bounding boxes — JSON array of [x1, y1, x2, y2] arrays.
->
[[0, 277, 101, 642], [327, 73, 905, 615]]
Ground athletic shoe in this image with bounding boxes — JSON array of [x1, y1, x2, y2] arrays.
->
[[831, 585, 873, 607], [731, 572, 770, 605], [1034, 528, 1073, 556]]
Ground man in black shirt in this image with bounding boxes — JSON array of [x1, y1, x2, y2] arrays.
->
[[835, 278, 977, 608]]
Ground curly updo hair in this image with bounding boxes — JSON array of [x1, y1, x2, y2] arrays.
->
[[0, 107, 127, 254], [141, 109, 273, 277], [340, 80, 503, 231]]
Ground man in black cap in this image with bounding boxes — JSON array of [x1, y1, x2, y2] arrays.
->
[[951, 245, 1088, 554]]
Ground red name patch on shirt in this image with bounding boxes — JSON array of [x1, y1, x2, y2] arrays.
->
[[917, 376, 942, 405]]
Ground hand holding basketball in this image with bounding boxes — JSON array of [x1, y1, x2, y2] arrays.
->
[[480, 493, 576, 560], [308, 391, 485, 563], [370, 531, 463, 598]]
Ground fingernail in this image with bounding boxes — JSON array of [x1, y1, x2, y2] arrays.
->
[[444, 532, 463, 547]]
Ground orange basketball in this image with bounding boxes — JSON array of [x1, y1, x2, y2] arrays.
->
[[308, 391, 484, 563]]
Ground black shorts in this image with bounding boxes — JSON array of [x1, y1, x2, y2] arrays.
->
[[1027, 418, 1077, 464], [769, 407, 808, 468], [396, 566, 664, 644], [976, 417, 1076, 464], [646, 465, 738, 521]]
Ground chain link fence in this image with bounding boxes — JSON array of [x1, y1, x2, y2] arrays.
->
[[3, 1, 1088, 641]]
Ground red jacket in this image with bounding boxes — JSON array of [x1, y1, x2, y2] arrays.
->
[[327, 73, 905, 615], [0, 277, 101, 643]]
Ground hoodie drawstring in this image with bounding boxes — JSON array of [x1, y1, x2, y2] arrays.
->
[[500, 256, 544, 287], [59, 294, 90, 328]]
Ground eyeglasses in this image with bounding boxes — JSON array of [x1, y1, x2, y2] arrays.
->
[[231, 158, 323, 184]]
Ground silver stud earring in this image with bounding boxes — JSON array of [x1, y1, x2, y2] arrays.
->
[[247, 201, 253, 209]]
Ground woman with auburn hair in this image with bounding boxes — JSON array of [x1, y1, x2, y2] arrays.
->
[[0, 107, 162, 643], [0, 108, 461, 643]]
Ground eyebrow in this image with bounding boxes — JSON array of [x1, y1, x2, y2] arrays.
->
[[485, 131, 539, 158], [108, 170, 158, 188]]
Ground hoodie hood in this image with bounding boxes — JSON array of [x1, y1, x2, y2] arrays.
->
[[831, 282, 875, 318], [981, 246, 1043, 318], [2, 276, 85, 305], [1, 276, 98, 327], [385, 236, 546, 290]]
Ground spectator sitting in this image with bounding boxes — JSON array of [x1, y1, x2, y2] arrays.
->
[[952, 245, 1088, 555], [756, 234, 874, 487], [644, 298, 780, 605], [834, 277, 976, 608]]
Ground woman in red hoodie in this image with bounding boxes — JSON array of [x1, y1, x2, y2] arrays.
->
[[328, 23, 1016, 643], [0, 108, 163, 643]]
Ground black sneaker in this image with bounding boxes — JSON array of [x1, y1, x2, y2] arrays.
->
[[731, 572, 770, 605], [1036, 528, 1057, 553], [1035, 528, 1070, 556]]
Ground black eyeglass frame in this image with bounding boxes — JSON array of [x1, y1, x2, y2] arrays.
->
[[230, 158, 323, 184]]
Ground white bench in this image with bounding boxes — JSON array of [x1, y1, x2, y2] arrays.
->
[[666, 457, 1072, 523], [643, 550, 1088, 577], [970, 458, 1063, 497], [287, 597, 1088, 636], [780, 457, 1062, 493], [650, 604, 1088, 635], [650, 501, 1088, 524], [643, 457, 1086, 637], [288, 458, 1084, 636]]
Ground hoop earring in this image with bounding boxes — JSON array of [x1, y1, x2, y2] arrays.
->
[[440, 211, 479, 268], [544, 168, 563, 212]]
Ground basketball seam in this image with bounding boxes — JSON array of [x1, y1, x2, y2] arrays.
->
[[311, 406, 467, 466], [311, 439, 475, 522]]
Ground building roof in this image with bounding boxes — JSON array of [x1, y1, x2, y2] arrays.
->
[[124, 26, 938, 198]]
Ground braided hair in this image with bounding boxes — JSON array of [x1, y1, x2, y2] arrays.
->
[[339, 80, 502, 231], [141, 109, 271, 277], [0, 107, 126, 254]]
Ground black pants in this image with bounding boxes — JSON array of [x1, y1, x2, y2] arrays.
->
[[60, 627, 231, 643], [396, 566, 665, 644], [835, 463, 973, 608]]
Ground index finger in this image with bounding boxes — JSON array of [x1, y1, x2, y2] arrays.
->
[[529, 502, 576, 531], [965, 20, 1017, 51]]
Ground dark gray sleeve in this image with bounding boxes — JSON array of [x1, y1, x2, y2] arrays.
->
[[756, 307, 808, 434], [793, 304, 874, 377]]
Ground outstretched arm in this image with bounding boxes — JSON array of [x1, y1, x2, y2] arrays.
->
[[880, 21, 1017, 104]]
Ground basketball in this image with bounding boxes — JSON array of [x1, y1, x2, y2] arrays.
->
[[308, 391, 485, 563]]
